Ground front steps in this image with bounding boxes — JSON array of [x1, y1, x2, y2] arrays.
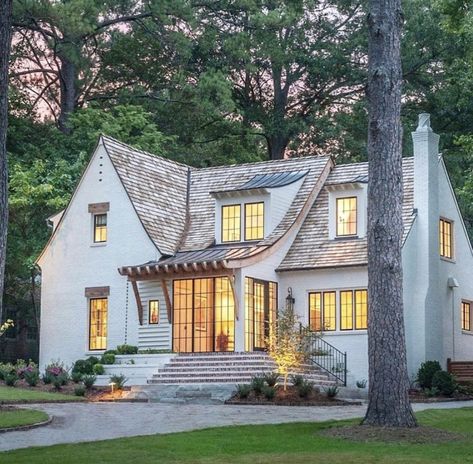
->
[[128, 352, 336, 403], [448, 360, 473, 383]]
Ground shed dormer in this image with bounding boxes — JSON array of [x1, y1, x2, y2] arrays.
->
[[211, 171, 308, 244]]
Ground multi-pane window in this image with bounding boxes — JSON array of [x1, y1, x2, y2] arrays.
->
[[462, 301, 471, 331], [309, 289, 367, 331], [94, 213, 107, 243], [439, 218, 453, 259], [221, 205, 241, 242], [149, 300, 159, 325], [89, 298, 108, 350], [245, 202, 264, 241], [336, 197, 357, 236], [308, 291, 336, 332]]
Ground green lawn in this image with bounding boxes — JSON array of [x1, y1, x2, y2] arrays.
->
[[0, 386, 84, 403], [0, 408, 49, 430], [1, 408, 473, 463]]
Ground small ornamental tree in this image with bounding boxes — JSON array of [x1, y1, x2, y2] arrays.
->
[[266, 307, 309, 390]]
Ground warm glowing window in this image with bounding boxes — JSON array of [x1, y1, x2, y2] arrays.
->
[[149, 300, 159, 325], [355, 290, 368, 330], [439, 218, 453, 259], [462, 301, 471, 331], [309, 291, 336, 332], [336, 197, 357, 236], [245, 202, 264, 241], [221, 205, 241, 242], [94, 214, 107, 243], [340, 290, 354, 330], [89, 298, 108, 350]]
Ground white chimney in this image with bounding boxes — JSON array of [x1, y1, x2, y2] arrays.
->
[[411, 113, 442, 362]]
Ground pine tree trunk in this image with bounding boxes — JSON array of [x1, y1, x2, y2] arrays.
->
[[57, 54, 77, 134], [0, 0, 13, 323], [363, 0, 417, 427]]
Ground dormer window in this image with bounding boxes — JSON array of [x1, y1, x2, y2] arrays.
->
[[222, 205, 241, 243], [245, 202, 264, 241], [336, 197, 357, 237], [94, 213, 107, 243]]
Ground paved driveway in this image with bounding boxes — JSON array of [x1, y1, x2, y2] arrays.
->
[[1, 400, 472, 452]]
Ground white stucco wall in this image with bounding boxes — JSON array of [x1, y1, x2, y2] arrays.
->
[[37, 142, 159, 369]]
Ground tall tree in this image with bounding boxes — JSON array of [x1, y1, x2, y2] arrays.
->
[[0, 0, 13, 323], [363, 0, 417, 427]]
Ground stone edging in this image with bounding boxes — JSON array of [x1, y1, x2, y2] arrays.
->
[[0, 415, 53, 434], [0, 399, 85, 405], [225, 400, 362, 407]]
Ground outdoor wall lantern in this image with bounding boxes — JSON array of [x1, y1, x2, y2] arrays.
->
[[286, 287, 295, 310]]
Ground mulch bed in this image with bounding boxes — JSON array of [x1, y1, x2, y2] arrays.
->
[[226, 385, 360, 406], [409, 389, 473, 403], [321, 425, 465, 444]]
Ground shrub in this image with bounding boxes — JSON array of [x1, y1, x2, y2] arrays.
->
[[324, 386, 339, 398], [297, 379, 314, 398], [52, 375, 64, 390], [72, 359, 94, 375], [0, 362, 15, 380], [71, 371, 83, 383], [262, 385, 276, 401], [74, 386, 86, 397], [432, 370, 457, 396], [82, 375, 97, 389], [4, 372, 18, 387], [417, 360, 442, 389], [356, 379, 367, 389], [263, 372, 280, 387], [42, 372, 53, 384], [24, 369, 40, 387], [236, 384, 251, 399], [251, 376, 266, 395], [424, 386, 440, 398], [93, 363, 105, 375], [290, 374, 305, 388], [45, 361, 68, 382], [109, 374, 127, 390], [103, 350, 118, 356], [87, 356, 100, 365], [16, 360, 37, 379], [116, 344, 138, 355], [101, 353, 116, 365]]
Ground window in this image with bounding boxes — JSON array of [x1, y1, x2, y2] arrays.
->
[[462, 301, 471, 331], [221, 205, 241, 242], [308, 289, 367, 331], [245, 202, 264, 241], [336, 197, 357, 236], [149, 300, 159, 325], [308, 291, 336, 332], [94, 214, 107, 243], [89, 298, 108, 350], [439, 218, 453, 259]]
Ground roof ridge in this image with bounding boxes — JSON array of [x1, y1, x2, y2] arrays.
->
[[100, 134, 192, 171]]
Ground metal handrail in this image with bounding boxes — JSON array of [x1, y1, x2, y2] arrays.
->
[[304, 331, 347, 386]]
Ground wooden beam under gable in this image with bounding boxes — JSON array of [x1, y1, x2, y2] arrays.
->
[[160, 279, 172, 323], [130, 279, 144, 325]]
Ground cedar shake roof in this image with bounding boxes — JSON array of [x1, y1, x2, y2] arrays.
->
[[277, 157, 415, 271]]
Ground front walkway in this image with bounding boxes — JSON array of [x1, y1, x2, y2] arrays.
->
[[0, 401, 472, 451]]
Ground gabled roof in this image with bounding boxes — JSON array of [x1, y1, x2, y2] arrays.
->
[[277, 157, 415, 271]]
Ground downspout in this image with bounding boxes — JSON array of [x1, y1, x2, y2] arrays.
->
[[448, 276, 459, 361]]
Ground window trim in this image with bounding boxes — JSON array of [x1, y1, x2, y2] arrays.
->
[[439, 217, 454, 260], [221, 204, 241, 243], [336, 196, 358, 237], [88, 297, 108, 351], [244, 201, 265, 242], [149, 300, 160, 325], [93, 213, 108, 244], [308, 291, 336, 332], [462, 300, 471, 332]]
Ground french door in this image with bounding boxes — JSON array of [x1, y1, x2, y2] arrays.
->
[[172, 277, 235, 353], [245, 277, 278, 351]]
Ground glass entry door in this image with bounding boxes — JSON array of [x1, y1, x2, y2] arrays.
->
[[173, 277, 235, 353], [245, 277, 278, 351]]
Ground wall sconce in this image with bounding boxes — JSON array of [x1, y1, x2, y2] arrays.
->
[[286, 287, 295, 310]]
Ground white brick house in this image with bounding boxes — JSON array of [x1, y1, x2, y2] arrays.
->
[[37, 114, 473, 387]]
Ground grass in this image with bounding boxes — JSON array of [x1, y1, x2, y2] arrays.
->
[[0, 386, 84, 403], [1, 408, 473, 463], [0, 408, 49, 430]]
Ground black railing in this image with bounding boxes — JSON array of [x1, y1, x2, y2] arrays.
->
[[304, 331, 347, 386]]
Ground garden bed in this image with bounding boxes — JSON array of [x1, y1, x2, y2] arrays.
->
[[226, 385, 359, 406], [409, 389, 473, 403]]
